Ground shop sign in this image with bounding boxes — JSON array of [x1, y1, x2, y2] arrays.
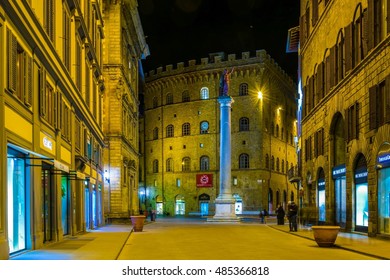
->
[[76, 171, 85, 180], [318, 178, 325, 190], [354, 167, 368, 184], [196, 174, 213, 187], [332, 164, 346, 179], [377, 153, 390, 168], [54, 160, 69, 173]]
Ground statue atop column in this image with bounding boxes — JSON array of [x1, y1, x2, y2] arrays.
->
[[219, 68, 234, 96]]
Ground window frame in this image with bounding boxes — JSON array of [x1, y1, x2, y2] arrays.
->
[[239, 153, 249, 169]]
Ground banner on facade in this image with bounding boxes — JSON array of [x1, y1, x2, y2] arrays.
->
[[196, 174, 213, 187]]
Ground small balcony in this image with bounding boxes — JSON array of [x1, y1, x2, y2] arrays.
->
[[288, 165, 301, 183]]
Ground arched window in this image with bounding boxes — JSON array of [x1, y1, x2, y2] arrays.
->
[[239, 153, 249, 169], [182, 123, 190, 136], [153, 127, 159, 140], [239, 117, 249, 131], [166, 158, 173, 172], [352, 4, 364, 68], [281, 127, 284, 140], [335, 30, 345, 84], [166, 93, 173, 105], [271, 156, 275, 170], [153, 159, 159, 173], [276, 124, 279, 137], [281, 159, 285, 173], [153, 96, 158, 108], [265, 154, 269, 169], [182, 90, 190, 102], [200, 87, 209, 99], [276, 158, 280, 172], [239, 83, 248, 96], [200, 156, 210, 171], [166, 124, 174, 137], [182, 157, 191, 171]]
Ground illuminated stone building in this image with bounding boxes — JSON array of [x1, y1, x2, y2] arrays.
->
[[299, 0, 390, 236], [102, 0, 148, 221], [0, 0, 146, 259], [140, 50, 298, 217]]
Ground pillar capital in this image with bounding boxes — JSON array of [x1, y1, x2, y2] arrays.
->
[[218, 96, 234, 106]]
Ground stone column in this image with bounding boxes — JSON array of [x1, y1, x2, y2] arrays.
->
[[207, 96, 240, 222]]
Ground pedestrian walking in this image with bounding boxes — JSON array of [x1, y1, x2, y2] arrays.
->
[[276, 204, 285, 225], [287, 201, 298, 231], [259, 208, 268, 224]]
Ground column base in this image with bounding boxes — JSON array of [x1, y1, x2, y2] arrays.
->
[[207, 198, 240, 223]]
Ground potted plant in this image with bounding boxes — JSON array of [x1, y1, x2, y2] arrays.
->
[[130, 215, 146, 232], [311, 225, 341, 247]]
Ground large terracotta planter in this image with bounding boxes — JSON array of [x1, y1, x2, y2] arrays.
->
[[130, 215, 146, 232], [311, 226, 340, 247]]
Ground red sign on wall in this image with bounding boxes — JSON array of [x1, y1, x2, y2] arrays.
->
[[196, 174, 213, 187]]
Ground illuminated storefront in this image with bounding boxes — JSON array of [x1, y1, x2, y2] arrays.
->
[[332, 164, 346, 228], [354, 166, 368, 233], [317, 169, 326, 223], [377, 147, 390, 235]]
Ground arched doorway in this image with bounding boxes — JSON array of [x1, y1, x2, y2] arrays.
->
[[331, 113, 346, 228], [175, 194, 185, 215], [199, 193, 210, 216], [354, 154, 368, 232]]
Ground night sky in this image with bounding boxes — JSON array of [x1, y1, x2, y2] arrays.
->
[[138, 0, 300, 82]]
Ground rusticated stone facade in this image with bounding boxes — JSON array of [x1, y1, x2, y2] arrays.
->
[[102, 0, 148, 221], [140, 50, 298, 217], [299, 0, 390, 237]]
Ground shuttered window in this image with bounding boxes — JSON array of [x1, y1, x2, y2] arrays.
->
[[63, 8, 71, 71], [346, 102, 359, 142], [369, 77, 390, 130], [75, 118, 81, 151], [45, 0, 55, 42], [314, 129, 324, 157], [7, 29, 32, 107], [312, 0, 319, 26], [305, 136, 312, 161], [316, 62, 324, 101]]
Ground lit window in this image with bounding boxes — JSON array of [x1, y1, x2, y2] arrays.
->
[[200, 121, 209, 134], [200, 87, 209, 99], [182, 157, 191, 171]]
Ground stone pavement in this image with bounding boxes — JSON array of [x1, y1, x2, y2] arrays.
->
[[8, 217, 390, 260]]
